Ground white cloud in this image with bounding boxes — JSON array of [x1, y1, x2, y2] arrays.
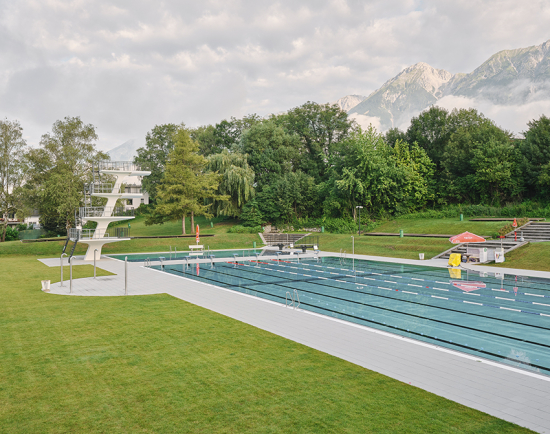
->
[[0, 0, 549, 150]]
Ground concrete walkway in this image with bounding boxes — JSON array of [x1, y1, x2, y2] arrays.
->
[[40, 254, 550, 433]]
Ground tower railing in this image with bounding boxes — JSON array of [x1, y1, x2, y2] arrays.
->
[[98, 161, 142, 171], [79, 206, 134, 218]]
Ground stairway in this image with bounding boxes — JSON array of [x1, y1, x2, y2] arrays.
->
[[262, 233, 309, 247], [433, 239, 527, 261], [505, 221, 550, 242]]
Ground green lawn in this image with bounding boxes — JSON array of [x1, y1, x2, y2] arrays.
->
[[319, 234, 453, 260], [0, 255, 531, 433], [109, 214, 236, 236], [488, 241, 550, 272], [371, 218, 505, 237]]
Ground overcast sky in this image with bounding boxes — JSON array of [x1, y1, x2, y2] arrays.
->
[[1, 0, 549, 151]]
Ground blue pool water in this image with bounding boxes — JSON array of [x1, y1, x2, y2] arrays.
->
[[152, 256, 550, 376]]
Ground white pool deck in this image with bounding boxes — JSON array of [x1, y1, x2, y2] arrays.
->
[[40, 253, 550, 433]]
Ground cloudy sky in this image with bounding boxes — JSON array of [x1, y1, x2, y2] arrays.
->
[[1, 0, 549, 151]]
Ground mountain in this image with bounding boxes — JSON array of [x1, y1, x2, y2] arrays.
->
[[444, 40, 550, 104], [346, 39, 550, 132], [348, 62, 452, 130], [107, 138, 144, 161], [332, 94, 366, 112]]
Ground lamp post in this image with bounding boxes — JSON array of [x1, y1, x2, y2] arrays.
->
[[356, 206, 363, 235]]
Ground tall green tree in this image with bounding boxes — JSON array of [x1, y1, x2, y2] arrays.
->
[[25, 116, 106, 234], [237, 121, 300, 189], [147, 129, 227, 234], [0, 119, 27, 242], [134, 123, 179, 204], [324, 126, 434, 218], [274, 102, 355, 181], [206, 150, 255, 217], [519, 115, 550, 197], [440, 110, 514, 203]]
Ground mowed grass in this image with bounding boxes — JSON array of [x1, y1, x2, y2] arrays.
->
[[109, 214, 236, 236], [488, 241, 550, 272], [0, 256, 532, 433], [371, 218, 505, 237], [319, 234, 453, 260]]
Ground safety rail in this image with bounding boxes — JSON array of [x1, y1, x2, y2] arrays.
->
[[98, 161, 142, 172], [68, 227, 130, 240], [285, 289, 300, 309], [79, 206, 134, 218]]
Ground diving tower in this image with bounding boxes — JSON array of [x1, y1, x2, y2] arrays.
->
[[68, 161, 151, 261]]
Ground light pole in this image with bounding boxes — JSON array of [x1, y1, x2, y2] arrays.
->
[[356, 206, 363, 235]]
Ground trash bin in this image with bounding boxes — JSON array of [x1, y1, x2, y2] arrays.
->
[[419, 253, 424, 260], [41, 280, 51, 292]]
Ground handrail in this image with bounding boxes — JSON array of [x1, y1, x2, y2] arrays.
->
[[68, 228, 130, 239], [79, 206, 134, 218], [98, 161, 143, 172]]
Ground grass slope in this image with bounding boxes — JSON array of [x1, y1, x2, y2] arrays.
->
[[489, 242, 550, 272], [371, 218, 505, 237], [0, 256, 531, 433]]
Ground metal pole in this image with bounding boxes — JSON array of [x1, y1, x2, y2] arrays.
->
[[94, 249, 98, 279], [60, 253, 67, 286], [125, 256, 128, 295], [359, 207, 361, 234], [351, 237, 361, 271], [69, 257, 73, 294]]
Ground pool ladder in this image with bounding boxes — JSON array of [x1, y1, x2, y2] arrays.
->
[[285, 289, 300, 309], [144, 258, 151, 268]]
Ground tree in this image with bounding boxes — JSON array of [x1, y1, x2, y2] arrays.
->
[[25, 116, 106, 234], [405, 106, 450, 167], [134, 124, 179, 204], [189, 124, 220, 157], [519, 115, 550, 197], [214, 114, 263, 150], [324, 126, 434, 217], [0, 119, 27, 242], [274, 102, 355, 181], [206, 150, 255, 217], [148, 128, 227, 234], [237, 121, 300, 189], [440, 110, 513, 203]]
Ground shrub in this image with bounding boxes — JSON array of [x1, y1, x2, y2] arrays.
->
[[227, 225, 262, 234], [4, 226, 19, 241]]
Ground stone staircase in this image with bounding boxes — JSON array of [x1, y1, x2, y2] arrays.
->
[[504, 221, 550, 242], [260, 233, 309, 247], [433, 239, 527, 261]]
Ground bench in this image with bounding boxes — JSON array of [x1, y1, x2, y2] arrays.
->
[[189, 245, 204, 255]]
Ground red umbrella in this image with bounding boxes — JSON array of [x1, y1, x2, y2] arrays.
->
[[196, 224, 200, 245], [449, 232, 486, 244]]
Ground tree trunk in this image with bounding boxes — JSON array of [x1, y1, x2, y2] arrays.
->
[[191, 212, 195, 234], [182, 214, 186, 235]]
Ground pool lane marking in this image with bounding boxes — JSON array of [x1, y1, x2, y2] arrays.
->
[[289, 261, 550, 304], [293, 260, 548, 299], [432, 296, 448, 300], [163, 264, 550, 352], [236, 261, 550, 317], [526, 293, 545, 297]]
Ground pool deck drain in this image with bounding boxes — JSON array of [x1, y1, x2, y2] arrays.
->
[[40, 254, 550, 433]]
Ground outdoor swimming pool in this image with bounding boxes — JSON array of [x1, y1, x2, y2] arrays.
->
[[151, 256, 550, 376]]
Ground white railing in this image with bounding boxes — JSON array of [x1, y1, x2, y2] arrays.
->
[[79, 206, 134, 218], [68, 227, 130, 239], [98, 161, 141, 172]]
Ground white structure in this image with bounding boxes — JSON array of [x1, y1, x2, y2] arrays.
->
[[69, 161, 150, 261]]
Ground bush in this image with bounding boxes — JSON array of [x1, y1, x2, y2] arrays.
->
[[227, 225, 262, 234], [397, 202, 550, 220], [4, 226, 19, 241]]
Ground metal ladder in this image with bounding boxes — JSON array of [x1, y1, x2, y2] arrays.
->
[[285, 289, 300, 309]]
